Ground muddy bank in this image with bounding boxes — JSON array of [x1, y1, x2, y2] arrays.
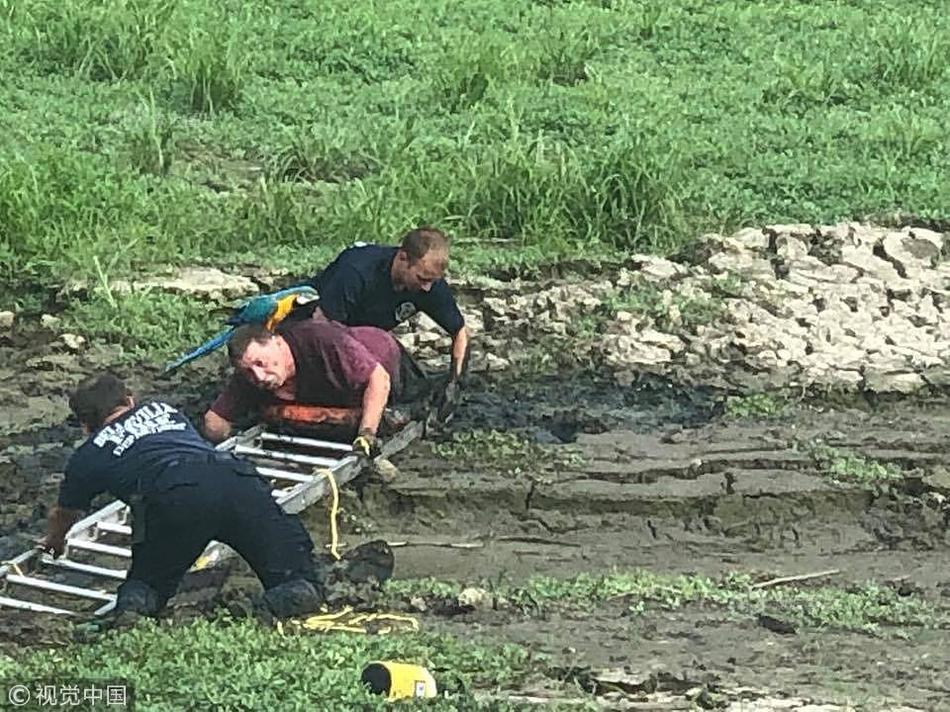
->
[[2, 286, 950, 709], [323, 390, 950, 709]]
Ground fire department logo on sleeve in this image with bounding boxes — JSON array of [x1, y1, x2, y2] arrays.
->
[[394, 302, 417, 322]]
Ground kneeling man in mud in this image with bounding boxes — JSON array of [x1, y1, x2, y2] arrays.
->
[[39, 373, 392, 622], [202, 319, 401, 459]]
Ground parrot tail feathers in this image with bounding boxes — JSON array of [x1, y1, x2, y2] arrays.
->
[[163, 327, 235, 373]]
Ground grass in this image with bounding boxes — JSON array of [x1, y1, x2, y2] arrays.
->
[[2, 0, 949, 359], [4, 569, 934, 709], [723, 393, 789, 419], [60, 290, 217, 363], [0, 618, 545, 710], [388, 569, 948, 637], [431, 428, 584, 475], [808, 444, 906, 488]]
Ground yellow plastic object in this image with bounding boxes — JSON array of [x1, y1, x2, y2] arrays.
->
[[361, 661, 437, 701]]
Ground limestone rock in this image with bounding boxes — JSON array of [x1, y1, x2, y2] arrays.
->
[[707, 250, 774, 281], [839, 244, 902, 284], [457, 586, 491, 610], [630, 255, 686, 282], [603, 335, 674, 367], [863, 371, 925, 394], [397, 222, 949, 396], [637, 328, 685, 353], [40, 314, 61, 331], [60, 333, 86, 352], [882, 229, 942, 276], [764, 223, 817, 238], [729, 226, 770, 250], [774, 234, 808, 261], [0, 311, 14, 329], [484, 353, 511, 371], [140, 267, 259, 301]]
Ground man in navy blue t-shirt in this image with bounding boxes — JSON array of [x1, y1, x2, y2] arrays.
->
[[38, 373, 358, 620], [306, 227, 470, 423]]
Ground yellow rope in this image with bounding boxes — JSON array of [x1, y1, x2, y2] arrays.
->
[[294, 464, 419, 635], [316, 467, 342, 561], [0, 560, 25, 594], [2, 561, 25, 577]]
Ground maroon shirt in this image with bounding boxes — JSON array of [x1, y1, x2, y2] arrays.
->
[[210, 320, 401, 422]]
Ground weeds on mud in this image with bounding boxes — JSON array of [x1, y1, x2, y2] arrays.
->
[[808, 444, 905, 488], [0, 617, 539, 710], [723, 393, 788, 419], [431, 429, 584, 475], [388, 570, 947, 636]]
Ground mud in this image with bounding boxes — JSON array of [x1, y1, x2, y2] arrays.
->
[[341, 380, 950, 709], [2, 324, 950, 709]]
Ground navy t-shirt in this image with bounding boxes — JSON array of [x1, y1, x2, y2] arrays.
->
[[58, 401, 215, 511], [309, 244, 465, 336]]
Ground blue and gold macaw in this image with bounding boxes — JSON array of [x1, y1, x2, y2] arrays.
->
[[163, 285, 319, 373]]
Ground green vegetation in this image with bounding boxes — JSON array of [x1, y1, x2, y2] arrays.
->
[[388, 569, 947, 636], [0, 618, 542, 710], [432, 428, 584, 474], [3, 2, 949, 358], [809, 444, 905, 487], [62, 289, 219, 363], [723, 392, 789, 419], [601, 278, 726, 331]]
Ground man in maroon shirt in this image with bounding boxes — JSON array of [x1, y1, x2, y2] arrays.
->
[[202, 319, 401, 456]]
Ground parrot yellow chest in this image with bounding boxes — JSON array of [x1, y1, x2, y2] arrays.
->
[[265, 294, 300, 331]]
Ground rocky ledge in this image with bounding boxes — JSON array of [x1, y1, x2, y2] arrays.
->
[[401, 222, 949, 395], [22, 222, 948, 396]]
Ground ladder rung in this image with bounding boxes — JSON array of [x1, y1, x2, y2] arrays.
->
[[98, 521, 132, 536], [258, 432, 353, 452], [0, 594, 77, 615], [233, 445, 339, 468], [42, 557, 127, 580], [65, 500, 128, 539], [94, 599, 117, 616], [67, 539, 132, 558], [255, 467, 315, 483], [5, 574, 115, 602]]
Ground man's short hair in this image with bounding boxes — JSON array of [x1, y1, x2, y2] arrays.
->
[[227, 323, 276, 363], [69, 372, 131, 430], [399, 226, 449, 264]]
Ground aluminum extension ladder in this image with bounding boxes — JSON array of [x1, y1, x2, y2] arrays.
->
[[0, 421, 422, 618]]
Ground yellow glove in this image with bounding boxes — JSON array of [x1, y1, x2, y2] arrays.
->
[[352, 430, 380, 459]]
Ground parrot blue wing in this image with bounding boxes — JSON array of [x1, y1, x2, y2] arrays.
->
[[163, 286, 320, 374], [162, 326, 236, 374], [225, 286, 319, 326], [226, 294, 276, 326]]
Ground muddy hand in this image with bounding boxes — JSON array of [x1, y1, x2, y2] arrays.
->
[[36, 535, 65, 559], [352, 430, 381, 459], [434, 378, 461, 424]]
